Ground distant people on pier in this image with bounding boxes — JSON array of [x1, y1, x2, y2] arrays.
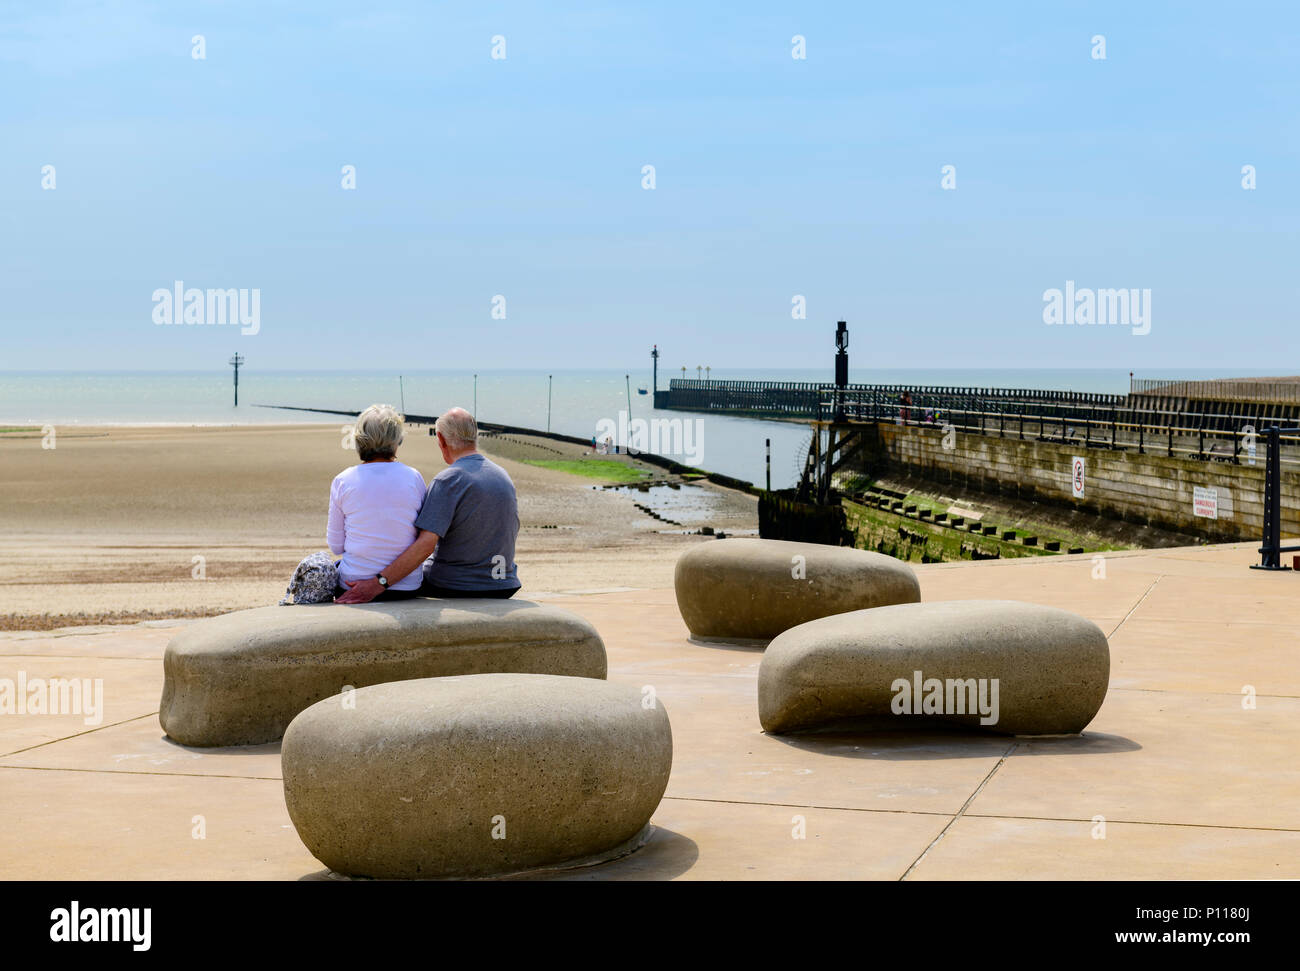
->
[[898, 390, 912, 425]]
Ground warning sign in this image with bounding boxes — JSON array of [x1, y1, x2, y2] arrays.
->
[[1071, 456, 1086, 499], [1193, 486, 1219, 519]]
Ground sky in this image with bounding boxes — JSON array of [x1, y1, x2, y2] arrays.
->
[[1, 1, 1297, 372]]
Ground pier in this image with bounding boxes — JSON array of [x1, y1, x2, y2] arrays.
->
[[653, 329, 1300, 555]]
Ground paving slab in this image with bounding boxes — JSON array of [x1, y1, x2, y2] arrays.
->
[[0, 657, 162, 755], [966, 689, 1300, 831], [1108, 619, 1300, 696], [0, 715, 282, 780], [0, 766, 317, 880], [517, 798, 952, 881], [647, 672, 1015, 815], [907, 814, 1300, 880]]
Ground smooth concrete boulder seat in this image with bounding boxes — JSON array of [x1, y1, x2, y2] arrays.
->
[[160, 600, 606, 747], [674, 538, 920, 644], [759, 600, 1109, 735], [282, 673, 673, 879]]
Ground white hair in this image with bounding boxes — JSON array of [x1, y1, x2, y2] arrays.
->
[[436, 407, 477, 450], [354, 404, 404, 461]]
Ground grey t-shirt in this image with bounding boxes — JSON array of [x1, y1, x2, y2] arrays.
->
[[414, 453, 521, 591]]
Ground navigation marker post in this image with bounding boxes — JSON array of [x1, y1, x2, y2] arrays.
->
[[229, 353, 244, 407]]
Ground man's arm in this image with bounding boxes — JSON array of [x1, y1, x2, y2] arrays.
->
[[335, 529, 439, 604]]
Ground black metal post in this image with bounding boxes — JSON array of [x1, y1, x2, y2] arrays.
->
[[229, 353, 244, 407], [1251, 426, 1300, 570]]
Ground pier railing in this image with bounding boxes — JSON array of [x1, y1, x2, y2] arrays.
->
[[662, 379, 1299, 466], [666, 379, 1124, 417], [830, 391, 1300, 467], [1131, 378, 1300, 403]]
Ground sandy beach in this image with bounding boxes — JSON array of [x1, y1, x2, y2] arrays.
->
[[0, 423, 757, 630]]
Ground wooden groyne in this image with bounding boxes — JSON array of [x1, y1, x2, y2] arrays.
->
[[255, 404, 758, 494]]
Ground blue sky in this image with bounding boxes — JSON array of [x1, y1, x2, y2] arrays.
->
[[2, 1, 1296, 372]]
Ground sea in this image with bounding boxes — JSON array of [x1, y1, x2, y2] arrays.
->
[[0, 368, 1262, 490]]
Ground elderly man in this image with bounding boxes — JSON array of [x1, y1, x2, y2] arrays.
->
[[336, 407, 521, 603]]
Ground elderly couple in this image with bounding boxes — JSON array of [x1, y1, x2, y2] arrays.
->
[[307, 404, 519, 604]]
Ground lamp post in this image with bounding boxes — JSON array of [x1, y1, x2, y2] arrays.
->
[[834, 321, 849, 421]]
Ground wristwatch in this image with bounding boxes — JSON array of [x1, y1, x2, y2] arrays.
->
[[376, 573, 389, 588]]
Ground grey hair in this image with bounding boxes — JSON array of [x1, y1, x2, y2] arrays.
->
[[354, 404, 404, 461], [436, 407, 478, 450]]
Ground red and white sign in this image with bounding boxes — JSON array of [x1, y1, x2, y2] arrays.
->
[[1071, 456, 1086, 499], [1193, 486, 1218, 519]]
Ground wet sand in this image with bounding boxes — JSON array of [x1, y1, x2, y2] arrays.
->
[[0, 424, 757, 630]]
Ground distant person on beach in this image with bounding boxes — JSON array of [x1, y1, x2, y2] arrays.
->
[[280, 404, 426, 604], [335, 407, 521, 603]]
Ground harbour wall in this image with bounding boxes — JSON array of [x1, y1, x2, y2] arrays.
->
[[862, 423, 1299, 544]]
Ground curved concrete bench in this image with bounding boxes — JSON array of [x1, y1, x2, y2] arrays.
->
[[160, 600, 607, 747], [759, 600, 1109, 735], [674, 538, 920, 644], [282, 673, 673, 879]]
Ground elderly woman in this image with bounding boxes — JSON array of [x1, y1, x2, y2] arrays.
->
[[279, 403, 426, 604], [324, 404, 428, 600]]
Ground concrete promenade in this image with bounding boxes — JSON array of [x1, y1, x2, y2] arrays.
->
[[2, 542, 1297, 880]]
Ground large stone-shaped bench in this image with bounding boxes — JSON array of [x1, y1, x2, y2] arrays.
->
[[282, 673, 673, 879], [674, 538, 920, 644], [160, 600, 607, 747], [759, 600, 1109, 735]]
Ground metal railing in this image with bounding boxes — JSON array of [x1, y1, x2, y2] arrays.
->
[[819, 389, 1300, 467], [666, 379, 1125, 416], [1252, 426, 1300, 570], [1131, 378, 1300, 403]]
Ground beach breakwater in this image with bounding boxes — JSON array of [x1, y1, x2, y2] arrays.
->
[[260, 405, 760, 495]]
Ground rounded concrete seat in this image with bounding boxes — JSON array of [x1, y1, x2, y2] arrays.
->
[[282, 673, 673, 879], [160, 599, 606, 747], [674, 538, 920, 644], [759, 600, 1110, 735]]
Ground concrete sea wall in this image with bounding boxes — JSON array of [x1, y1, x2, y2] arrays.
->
[[868, 423, 1299, 544]]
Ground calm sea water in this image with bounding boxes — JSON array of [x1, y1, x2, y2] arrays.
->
[[0, 368, 1257, 489]]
